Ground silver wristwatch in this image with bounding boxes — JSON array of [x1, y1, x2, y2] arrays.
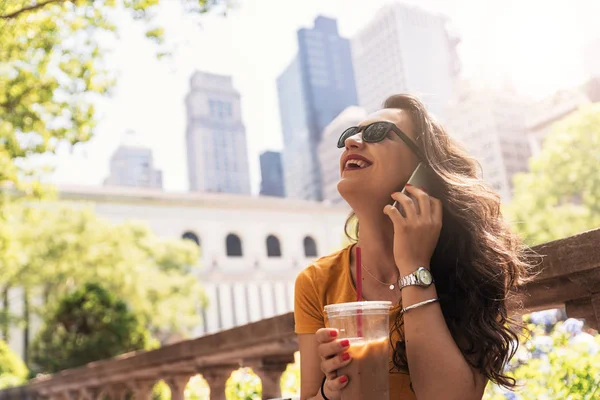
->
[[398, 267, 434, 289]]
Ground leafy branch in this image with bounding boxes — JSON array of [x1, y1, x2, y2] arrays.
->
[[0, 0, 65, 20]]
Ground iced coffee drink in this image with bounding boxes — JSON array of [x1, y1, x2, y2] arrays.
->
[[338, 336, 389, 399], [324, 301, 392, 400]]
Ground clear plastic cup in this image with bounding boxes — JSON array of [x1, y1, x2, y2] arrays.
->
[[324, 301, 392, 400]]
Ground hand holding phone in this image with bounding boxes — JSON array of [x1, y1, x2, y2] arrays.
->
[[392, 162, 440, 215]]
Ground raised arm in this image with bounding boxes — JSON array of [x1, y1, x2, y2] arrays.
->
[[385, 188, 488, 400]]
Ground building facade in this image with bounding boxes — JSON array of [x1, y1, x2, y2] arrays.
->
[[318, 106, 368, 205], [351, 3, 460, 119], [277, 16, 358, 201], [259, 151, 285, 197], [185, 71, 251, 194], [6, 185, 348, 358], [104, 145, 163, 189], [445, 82, 531, 202], [584, 38, 600, 80], [527, 78, 600, 156]]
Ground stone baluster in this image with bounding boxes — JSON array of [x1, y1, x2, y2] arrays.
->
[[165, 374, 194, 400], [199, 366, 237, 400], [78, 388, 100, 400], [48, 393, 68, 400], [128, 379, 157, 400], [103, 384, 128, 400], [250, 355, 295, 400]]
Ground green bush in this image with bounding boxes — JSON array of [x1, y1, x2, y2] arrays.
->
[[0, 339, 28, 389], [485, 312, 600, 399], [30, 282, 153, 374], [152, 380, 171, 400], [225, 368, 261, 400]]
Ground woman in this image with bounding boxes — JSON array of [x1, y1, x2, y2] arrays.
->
[[294, 94, 531, 400]]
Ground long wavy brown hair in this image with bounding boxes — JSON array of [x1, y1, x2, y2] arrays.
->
[[344, 94, 533, 388]]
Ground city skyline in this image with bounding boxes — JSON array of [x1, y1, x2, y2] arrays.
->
[[44, 0, 600, 194], [185, 71, 251, 194], [351, 2, 459, 119], [104, 142, 163, 189], [259, 150, 285, 197], [277, 16, 358, 201]]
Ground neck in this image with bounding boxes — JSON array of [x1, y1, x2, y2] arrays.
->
[[353, 202, 398, 282]]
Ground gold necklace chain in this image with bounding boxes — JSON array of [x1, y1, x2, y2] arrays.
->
[[362, 264, 399, 290]]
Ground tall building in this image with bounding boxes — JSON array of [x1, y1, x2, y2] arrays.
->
[[104, 140, 163, 189], [318, 106, 367, 205], [277, 16, 359, 201], [527, 78, 600, 156], [584, 38, 600, 80], [185, 71, 251, 194], [445, 82, 531, 202], [351, 3, 460, 119], [259, 151, 285, 197]]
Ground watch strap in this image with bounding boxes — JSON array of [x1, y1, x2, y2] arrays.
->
[[398, 270, 418, 289], [398, 267, 432, 289]]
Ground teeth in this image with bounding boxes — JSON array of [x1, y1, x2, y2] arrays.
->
[[346, 159, 369, 169]]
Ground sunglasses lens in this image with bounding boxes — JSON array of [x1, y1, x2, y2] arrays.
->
[[364, 122, 390, 142], [337, 127, 359, 148]]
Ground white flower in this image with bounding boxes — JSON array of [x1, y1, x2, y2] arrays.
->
[[559, 318, 584, 336], [569, 332, 599, 354]]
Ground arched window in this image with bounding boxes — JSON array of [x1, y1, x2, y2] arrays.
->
[[303, 236, 318, 258], [182, 231, 200, 247], [226, 233, 243, 257], [266, 235, 282, 257]]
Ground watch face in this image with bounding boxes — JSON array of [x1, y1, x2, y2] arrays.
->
[[418, 269, 433, 285]]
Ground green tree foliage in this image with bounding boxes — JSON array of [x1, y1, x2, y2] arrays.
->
[[280, 352, 300, 398], [30, 282, 152, 373], [484, 313, 600, 399], [0, 202, 204, 342], [0, 339, 28, 389], [506, 104, 600, 245], [225, 368, 261, 400], [152, 380, 171, 400], [184, 375, 210, 400], [0, 0, 222, 189]]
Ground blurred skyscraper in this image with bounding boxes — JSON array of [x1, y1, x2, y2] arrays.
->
[[584, 38, 600, 80], [527, 78, 600, 156], [445, 82, 531, 202], [277, 16, 359, 201], [318, 106, 367, 205], [351, 3, 460, 119], [259, 151, 285, 197], [185, 71, 251, 194], [104, 134, 163, 189]]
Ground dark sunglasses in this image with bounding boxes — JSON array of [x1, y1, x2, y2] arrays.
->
[[337, 121, 425, 161]]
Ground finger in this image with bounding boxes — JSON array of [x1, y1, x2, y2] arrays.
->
[[325, 375, 350, 395], [430, 196, 443, 225], [404, 184, 431, 218], [315, 328, 339, 344], [391, 191, 417, 219], [321, 350, 352, 375], [383, 203, 405, 230], [318, 338, 351, 359]]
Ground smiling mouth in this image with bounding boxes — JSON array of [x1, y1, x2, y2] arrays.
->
[[344, 159, 372, 171]]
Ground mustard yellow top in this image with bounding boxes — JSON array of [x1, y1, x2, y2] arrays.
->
[[294, 244, 416, 400]]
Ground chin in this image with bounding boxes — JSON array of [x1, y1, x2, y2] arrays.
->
[[338, 178, 373, 202], [338, 178, 395, 206]]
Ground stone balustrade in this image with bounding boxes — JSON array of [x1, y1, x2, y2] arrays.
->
[[0, 228, 599, 400]]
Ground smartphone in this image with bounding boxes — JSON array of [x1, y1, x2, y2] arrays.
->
[[392, 162, 440, 212]]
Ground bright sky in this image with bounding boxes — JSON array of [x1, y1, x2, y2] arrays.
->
[[47, 0, 600, 194]]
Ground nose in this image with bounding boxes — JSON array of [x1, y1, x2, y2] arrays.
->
[[344, 132, 365, 149]]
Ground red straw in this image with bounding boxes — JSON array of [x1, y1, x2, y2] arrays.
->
[[356, 246, 363, 301], [356, 246, 363, 338]]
